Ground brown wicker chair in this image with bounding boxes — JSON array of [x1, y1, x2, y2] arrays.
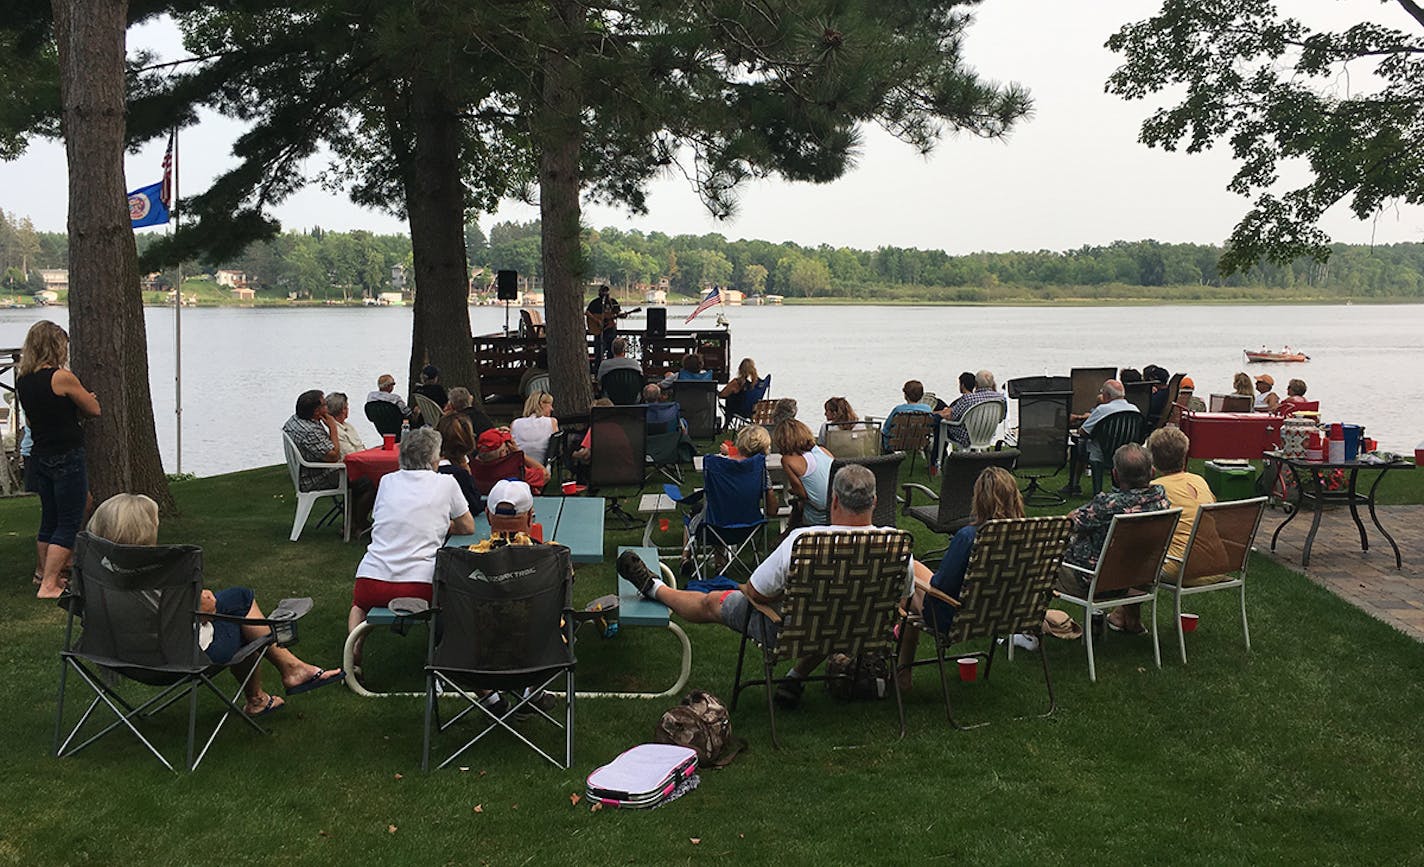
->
[[749, 399, 779, 427], [901, 517, 1072, 729], [730, 529, 914, 748], [885, 410, 935, 474]]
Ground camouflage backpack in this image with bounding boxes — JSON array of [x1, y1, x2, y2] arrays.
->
[[653, 690, 745, 767]]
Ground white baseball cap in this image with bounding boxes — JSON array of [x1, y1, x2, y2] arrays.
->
[[488, 479, 534, 516]]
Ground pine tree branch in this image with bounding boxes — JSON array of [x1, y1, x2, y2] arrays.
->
[[129, 51, 235, 75]]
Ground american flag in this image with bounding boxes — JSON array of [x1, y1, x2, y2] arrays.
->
[[684, 286, 722, 323], [160, 130, 175, 209]]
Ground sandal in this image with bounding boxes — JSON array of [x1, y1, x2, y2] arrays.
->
[[246, 693, 285, 718], [286, 667, 346, 696]]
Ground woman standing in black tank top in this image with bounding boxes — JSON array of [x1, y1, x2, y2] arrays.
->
[[16, 321, 101, 599]]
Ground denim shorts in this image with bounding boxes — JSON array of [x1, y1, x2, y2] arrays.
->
[[34, 447, 88, 549], [205, 587, 257, 666]]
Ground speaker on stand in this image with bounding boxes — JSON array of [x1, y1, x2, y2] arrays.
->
[[645, 306, 667, 339], [497, 270, 518, 334]]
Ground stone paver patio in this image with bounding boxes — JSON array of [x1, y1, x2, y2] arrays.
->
[[1264, 505, 1424, 641]]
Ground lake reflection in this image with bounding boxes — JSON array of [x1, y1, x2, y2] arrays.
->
[[2, 302, 1420, 475]]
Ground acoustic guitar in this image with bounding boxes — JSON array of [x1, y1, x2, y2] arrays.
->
[[586, 306, 641, 333]]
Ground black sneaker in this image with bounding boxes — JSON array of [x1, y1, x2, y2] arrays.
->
[[512, 689, 558, 721], [773, 677, 805, 710], [617, 550, 661, 600]]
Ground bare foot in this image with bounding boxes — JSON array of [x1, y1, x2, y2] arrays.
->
[[36, 584, 64, 600]]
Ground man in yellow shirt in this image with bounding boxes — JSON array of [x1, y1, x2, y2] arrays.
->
[[1146, 427, 1228, 586]]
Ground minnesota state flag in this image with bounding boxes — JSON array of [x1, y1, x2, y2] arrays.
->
[[128, 182, 170, 229]]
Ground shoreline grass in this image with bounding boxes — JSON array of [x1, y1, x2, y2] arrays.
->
[[3, 457, 1422, 863]]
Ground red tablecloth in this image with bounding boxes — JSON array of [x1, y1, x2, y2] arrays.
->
[[345, 445, 401, 485]]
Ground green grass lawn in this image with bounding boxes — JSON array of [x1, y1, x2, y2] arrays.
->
[[2, 455, 1423, 864]]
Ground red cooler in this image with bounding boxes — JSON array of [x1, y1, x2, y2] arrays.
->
[[1180, 412, 1282, 460]]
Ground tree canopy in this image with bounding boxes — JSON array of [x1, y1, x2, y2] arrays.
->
[[1107, 0, 1424, 274]]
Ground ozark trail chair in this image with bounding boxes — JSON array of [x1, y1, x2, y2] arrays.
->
[[422, 545, 575, 770], [903, 449, 1019, 557], [645, 402, 693, 485], [1054, 508, 1181, 682], [282, 433, 348, 542], [730, 529, 914, 749], [55, 532, 313, 771], [1158, 497, 1267, 664], [684, 453, 771, 580], [589, 404, 647, 527], [901, 516, 1071, 729]]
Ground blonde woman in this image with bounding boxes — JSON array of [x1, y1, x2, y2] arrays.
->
[[898, 467, 1027, 685], [773, 418, 834, 526], [510, 391, 558, 465], [17, 321, 101, 600], [719, 357, 760, 400], [87, 494, 345, 717]]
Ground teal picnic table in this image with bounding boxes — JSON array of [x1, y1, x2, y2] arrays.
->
[[447, 495, 607, 563]]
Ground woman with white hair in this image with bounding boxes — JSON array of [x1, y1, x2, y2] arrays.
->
[[347, 426, 475, 667]]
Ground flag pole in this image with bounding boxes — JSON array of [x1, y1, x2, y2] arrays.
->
[[172, 127, 182, 475]]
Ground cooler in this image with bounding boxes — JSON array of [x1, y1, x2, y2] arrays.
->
[[1180, 412, 1282, 460], [1203, 461, 1258, 502]]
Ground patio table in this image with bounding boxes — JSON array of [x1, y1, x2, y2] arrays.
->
[[1266, 451, 1415, 568]]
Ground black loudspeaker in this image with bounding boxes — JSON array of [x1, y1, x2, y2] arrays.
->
[[646, 306, 667, 338], [496, 270, 518, 301]]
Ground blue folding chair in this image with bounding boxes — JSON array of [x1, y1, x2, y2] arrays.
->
[[723, 375, 770, 431], [687, 453, 770, 580]]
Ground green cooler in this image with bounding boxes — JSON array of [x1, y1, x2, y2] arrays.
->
[[1203, 460, 1258, 502]]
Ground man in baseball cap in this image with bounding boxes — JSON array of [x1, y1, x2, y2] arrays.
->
[[468, 479, 545, 549], [1177, 376, 1206, 413], [1253, 373, 1279, 412]]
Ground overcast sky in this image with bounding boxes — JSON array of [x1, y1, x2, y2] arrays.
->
[[3, 0, 1421, 254]]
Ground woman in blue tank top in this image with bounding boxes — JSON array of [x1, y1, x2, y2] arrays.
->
[[774, 418, 834, 527], [15, 321, 101, 599]]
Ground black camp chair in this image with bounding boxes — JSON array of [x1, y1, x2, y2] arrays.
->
[[421, 545, 576, 770], [828, 452, 906, 528], [54, 533, 312, 771], [903, 449, 1020, 557], [589, 404, 647, 527], [365, 400, 404, 437], [1069, 367, 1116, 417], [1123, 381, 1154, 418], [668, 380, 720, 439]]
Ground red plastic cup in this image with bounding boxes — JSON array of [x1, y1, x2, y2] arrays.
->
[[562, 481, 578, 495], [658, 518, 670, 532], [957, 657, 978, 682], [1180, 613, 1200, 633], [382, 434, 395, 451]]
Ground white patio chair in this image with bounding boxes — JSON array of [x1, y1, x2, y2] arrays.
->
[[945, 398, 1007, 452], [282, 433, 348, 542], [413, 392, 444, 427], [1157, 497, 1267, 664]]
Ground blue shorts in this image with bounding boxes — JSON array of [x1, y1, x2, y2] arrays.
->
[[205, 587, 256, 666]]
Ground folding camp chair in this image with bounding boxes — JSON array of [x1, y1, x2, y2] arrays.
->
[[1069, 367, 1116, 417], [885, 410, 935, 474], [685, 453, 771, 579], [470, 449, 527, 498], [421, 545, 576, 770], [900, 517, 1071, 729], [668, 381, 720, 439], [903, 449, 1020, 556], [1054, 508, 1182, 682], [589, 404, 647, 527], [282, 433, 348, 542], [724, 375, 770, 430], [730, 529, 914, 749], [749, 399, 779, 427], [1157, 497, 1267, 664], [54, 533, 312, 771], [1088, 410, 1144, 494], [365, 399, 404, 437], [828, 452, 905, 528], [1123, 380, 1153, 417]]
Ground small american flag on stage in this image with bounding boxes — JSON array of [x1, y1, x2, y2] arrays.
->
[[160, 130, 175, 209], [684, 286, 722, 323]]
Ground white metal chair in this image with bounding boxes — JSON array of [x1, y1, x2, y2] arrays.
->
[[1054, 508, 1181, 682], [945, 398, 1007, 452], [282, 433, 348, 542], [1157, 497, 1267, 664], [413, 392, 444, 427]]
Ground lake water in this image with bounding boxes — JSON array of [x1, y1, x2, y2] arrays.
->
[[3, 303, 1421, 475]]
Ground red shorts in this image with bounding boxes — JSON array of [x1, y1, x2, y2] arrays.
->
[[353, 577, 433, 611]]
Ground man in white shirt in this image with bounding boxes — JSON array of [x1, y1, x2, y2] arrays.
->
[[617, 464, 918, 708], [325, 392, 366, 456], [366, 373, 411, 418], [1063, 379, 1140, 494]]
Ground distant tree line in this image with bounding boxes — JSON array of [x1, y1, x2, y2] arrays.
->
[[7, 209, 1423, 300]]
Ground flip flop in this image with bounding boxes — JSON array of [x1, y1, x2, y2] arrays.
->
[[33, 571, 43, 587], [246, 693, 284, 718], [1106, 616, 1147, 635], [286, 668, 346, 696]]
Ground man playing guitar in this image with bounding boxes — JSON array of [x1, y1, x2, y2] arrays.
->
[[585, 284, 639, 360]]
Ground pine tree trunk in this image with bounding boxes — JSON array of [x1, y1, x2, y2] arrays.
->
[[52, 0, 174, 512], [538, 0, 593, 414], [403, 78, 481, 404]]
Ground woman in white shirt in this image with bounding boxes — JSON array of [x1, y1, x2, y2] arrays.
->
[[348, 426, 474, 668], [510, 391, 558, 465]]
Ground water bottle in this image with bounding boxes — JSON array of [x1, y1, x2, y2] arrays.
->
[[400, 418, 410, 443]]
